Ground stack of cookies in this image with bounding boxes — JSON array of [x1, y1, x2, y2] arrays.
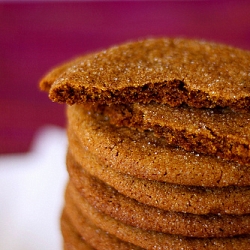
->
[[40, 38, 250, 249]]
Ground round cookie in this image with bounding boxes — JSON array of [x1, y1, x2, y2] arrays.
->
[[87, 102, 250, 166], [61, 210, 94, 250], [63, 203, 142, 250], [65, 182, 250, 250], [67, 129, 250, 215], [39, 56, 86, 93], [67, 104, 250, 187], [66, 106, 250, 215], [40, 38, 250, 112], [66, 156, 250, 238]]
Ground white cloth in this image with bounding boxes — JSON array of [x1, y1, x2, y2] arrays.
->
[[0, 126, 68, 250]]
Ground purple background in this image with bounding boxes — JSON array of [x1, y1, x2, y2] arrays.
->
[[1, 1, 250, 154]]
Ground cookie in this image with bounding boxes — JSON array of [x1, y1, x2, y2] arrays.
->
[[67, 104, 250, 187], [63, 195, 143, 250], [61, 210, 94, 250], [86, 102, 250, 166], [40, 38, 250, 112], [40, 56, 86, 93], [66, 155, 250, 238], [67, 134, 250, 215], [40, 37, 250, 249], [65, 182, 250, 250]]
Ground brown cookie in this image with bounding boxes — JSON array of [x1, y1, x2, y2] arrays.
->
[[40, 56, 86, 93], [65, 182, 250, 250], [66, 155, 250, 237], [40, 38, 250, 112], [40, 37, 250, 249], [86, 102, 250, 166], [67, 104, 250, 188], [67, 135, 250, 215], [61, 210, 94, 250], [63, 195, 143, 250]]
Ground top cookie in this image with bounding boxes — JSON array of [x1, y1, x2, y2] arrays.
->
[[40, 38, 250, 111]]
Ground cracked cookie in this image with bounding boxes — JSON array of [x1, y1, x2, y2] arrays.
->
[[84, 102, 250, 166], [40, 37, 250, 249], [40, 38, 250, 112], [67, 104, 250, 188]]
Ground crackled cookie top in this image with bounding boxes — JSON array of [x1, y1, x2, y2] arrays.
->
[[67, 134, 250, 215], [40, 38, 250, 111], [65, 182, 250, 250], [66, 153, 250, 237], [67, 104, 250, 187], [87, 102, 250, 166]]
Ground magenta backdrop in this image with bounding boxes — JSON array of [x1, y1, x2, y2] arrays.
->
[[1, 1, 250, 154]]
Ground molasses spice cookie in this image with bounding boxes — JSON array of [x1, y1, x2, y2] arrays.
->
[[40, 38, 250, 112], [61, 210, 94, 250], [66, 157, 250, 238], [67, 134, 250, 215], [67, 104, 250, 188], [84, 102, 250, 166], [65, 183, 250, 250]]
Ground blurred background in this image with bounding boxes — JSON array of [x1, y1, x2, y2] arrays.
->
[[1, 1, 250, 154]]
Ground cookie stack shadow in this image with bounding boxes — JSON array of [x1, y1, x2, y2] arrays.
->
[[61, 102, 250, 250], [39, 38, 250, 249]]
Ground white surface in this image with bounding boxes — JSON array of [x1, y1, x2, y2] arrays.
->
[[0, 126, 68, 250]]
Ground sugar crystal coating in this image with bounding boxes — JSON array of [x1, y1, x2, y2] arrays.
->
[[40, 38, 250, 112], [84, 102, 250, 166], [42, 38, 250, 249], [66, 152, 250, 237], [67, 130, 250, 215], [67, 104, 250, 188], [65, 182, 250, 250]]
